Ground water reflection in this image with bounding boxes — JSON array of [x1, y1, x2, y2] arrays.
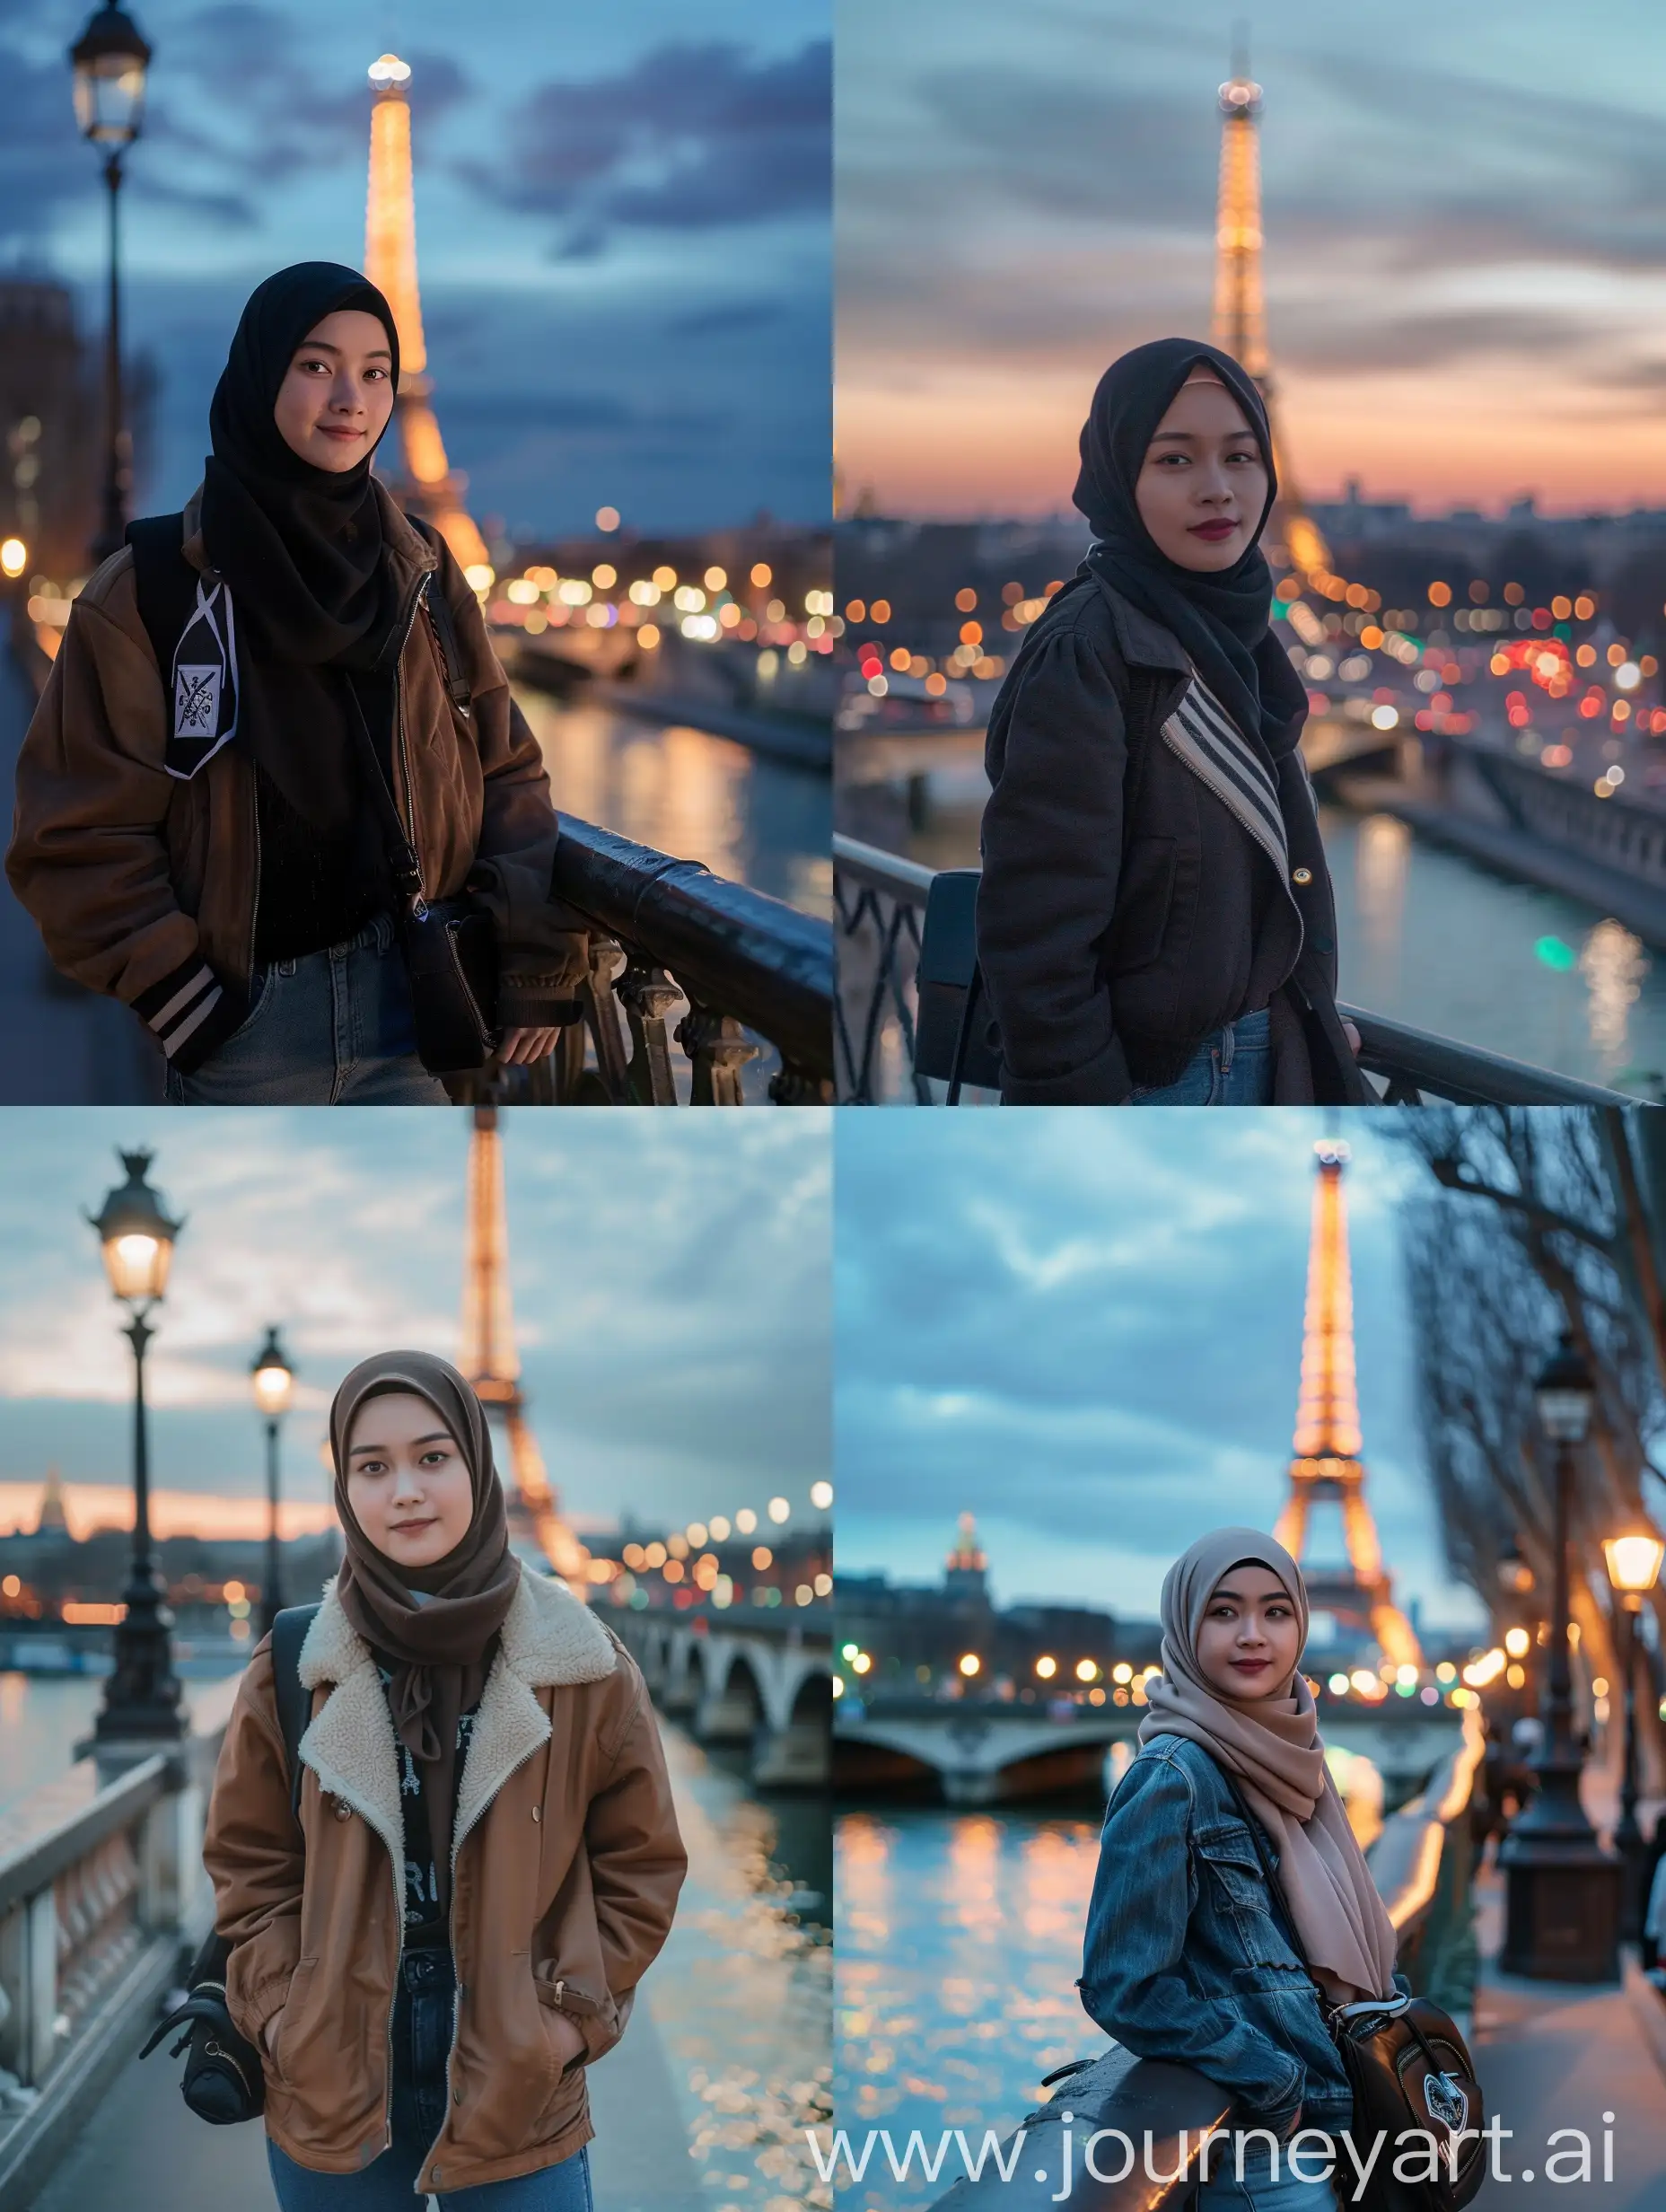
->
[[1580, 917, 1646, 1066], [834, 1809, 1100, 2212], [1355, 812, 1411, 964], [648, 1723, 832, 2212], [516, 692, 831, 918]]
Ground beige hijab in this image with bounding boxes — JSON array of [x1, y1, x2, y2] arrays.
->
[[1137, 1526, 1397, 2004]]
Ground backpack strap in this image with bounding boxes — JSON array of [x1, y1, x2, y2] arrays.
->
[[269, 1602, 320, 1819], [124, 513, 195, 680], [407, 515, 473, 719]]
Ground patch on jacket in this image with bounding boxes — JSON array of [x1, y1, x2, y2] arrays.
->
[[166, 579, 240, 780]]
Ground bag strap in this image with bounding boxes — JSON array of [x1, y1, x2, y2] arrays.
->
[[341, 677, 427, 913], [270, 1602, 320, 1819], [124, 513, 196, 679], [407, 517, 473, 717]]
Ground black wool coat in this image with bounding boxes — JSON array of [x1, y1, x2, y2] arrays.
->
[[975, 573, 1370, 1107]]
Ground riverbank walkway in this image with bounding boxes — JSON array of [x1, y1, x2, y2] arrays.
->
[[1470, 1845, 1666, 2211], [24, 1986, 705, 2212]]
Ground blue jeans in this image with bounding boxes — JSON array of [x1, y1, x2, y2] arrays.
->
[[266, 1951, 593, 2211], [1127, 1005, 1273, 1106], [1197, 2135, 1337, 2208], [164, 913, 450, 1104]]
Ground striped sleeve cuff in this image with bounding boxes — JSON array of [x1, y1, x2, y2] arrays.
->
[[130, 956, 250, 1074]]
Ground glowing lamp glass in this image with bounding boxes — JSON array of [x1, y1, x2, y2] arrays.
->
[[252, 1363, 293, 1418], [1603, 1532, 1665, 1595]]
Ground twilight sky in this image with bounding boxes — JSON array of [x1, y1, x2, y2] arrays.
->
[[836, 1110, 1487, 1637], [3, 0, 829, 534], [837, 0, 1666, 520], [0, 1109, 829, 1539]]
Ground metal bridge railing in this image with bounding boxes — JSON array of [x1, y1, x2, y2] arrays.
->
[[527, 817, 834, 1107], [0, 1685, 235, 2205], [834, 834, 1636, 1109]]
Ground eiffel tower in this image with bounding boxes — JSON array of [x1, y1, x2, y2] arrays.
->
[[364, 54, 491, 574], [1273, 1139, 1421, 1666], [460, 1108, 586, 1581], [1211, 44, 1333, 592]]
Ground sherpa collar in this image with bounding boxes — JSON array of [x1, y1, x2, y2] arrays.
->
[[293, 1569, 618, 1891]]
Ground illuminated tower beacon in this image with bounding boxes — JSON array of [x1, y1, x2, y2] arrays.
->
[[943, 1511, 988, 1602], [1211, 44, 1332, 589], [1274, 1139, 1421, 1666], [364, 55, 491, 574], [460, 1108, 586, 1581]]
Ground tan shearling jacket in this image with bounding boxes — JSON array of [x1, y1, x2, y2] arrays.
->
[[202, 1568, 687, 2195]]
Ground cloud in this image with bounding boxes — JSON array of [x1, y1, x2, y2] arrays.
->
[[462, 40, 830, 244], [835, 1112, 1481, 1627], [0, 1109, 830, 1526]]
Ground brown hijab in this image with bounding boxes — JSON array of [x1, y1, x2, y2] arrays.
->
[[1137, 1526, 1398, 2005], [329, 1351, 521, 1912]]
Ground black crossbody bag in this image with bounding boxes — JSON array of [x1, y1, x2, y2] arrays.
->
[[138, 1603, 319, 2124], [1214, 1763, 1486, 2212], [341, 659, 499, 1075]]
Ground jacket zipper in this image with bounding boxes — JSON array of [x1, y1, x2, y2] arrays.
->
[[386, 573, 431, 907], [416, 1708, 550, 2187]]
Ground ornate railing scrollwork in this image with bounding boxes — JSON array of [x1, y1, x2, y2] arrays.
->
[[464, 818, 835, 1106]]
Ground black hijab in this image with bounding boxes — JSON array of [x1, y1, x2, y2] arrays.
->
[[1074, 337, 1308, 762], [201, 262, 401, 670]]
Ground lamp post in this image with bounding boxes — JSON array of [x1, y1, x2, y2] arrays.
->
[[1601, 1530, 1665, 1943], [69, 4, 152, 566], [250, 1328, 294, 1637], [84, 1147, 185, 1761], [1500, 1331, 1623, 1980]]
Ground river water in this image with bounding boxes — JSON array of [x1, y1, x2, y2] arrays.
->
[[891, 767, 1666, 1096], [1, 1672, 831, 2212], [835, 1806, 1100, 2212], [517, 692, 832, 920]]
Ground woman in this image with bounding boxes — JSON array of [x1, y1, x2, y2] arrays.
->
[[977, 338, 1368, 1106], [1079, 1529, 1399, 2211], [7, 264, 584, 1103], [203, 1351, 687, 2208]]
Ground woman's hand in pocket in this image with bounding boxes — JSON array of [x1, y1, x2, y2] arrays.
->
[[545, 2008, 586, 2069], [262, 2006, 285, 2058], [499, 1026, 559, 1066]]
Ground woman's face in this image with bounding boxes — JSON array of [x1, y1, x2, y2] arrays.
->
[[1134, 371, 1269, 573], [344, 1391, 475, 1571], [1194, 1563, 1302, 1701], [272, 308, 396, 473]]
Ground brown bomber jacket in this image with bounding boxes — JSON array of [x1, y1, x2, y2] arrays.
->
[[5, 482, 582, 1068], [202, 1568, 687, 2195]]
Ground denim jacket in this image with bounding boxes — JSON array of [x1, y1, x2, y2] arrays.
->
[[1078, 1734, 1352, 2137]]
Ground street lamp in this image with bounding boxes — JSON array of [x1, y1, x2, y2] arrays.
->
[[69, 3, 152, 565], [250, 1328, 294, 1637], [1500, 1331, 1623, 1980], [1601, 1529, 1665, 1943], [84, 1147, 185, 1760]]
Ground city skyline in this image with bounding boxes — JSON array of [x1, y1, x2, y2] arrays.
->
[[4, 0, 829, 535], [0, 1109, 831, 1533], [837, 0, 1666, 521], [836, 1112, 1489, 1634]]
